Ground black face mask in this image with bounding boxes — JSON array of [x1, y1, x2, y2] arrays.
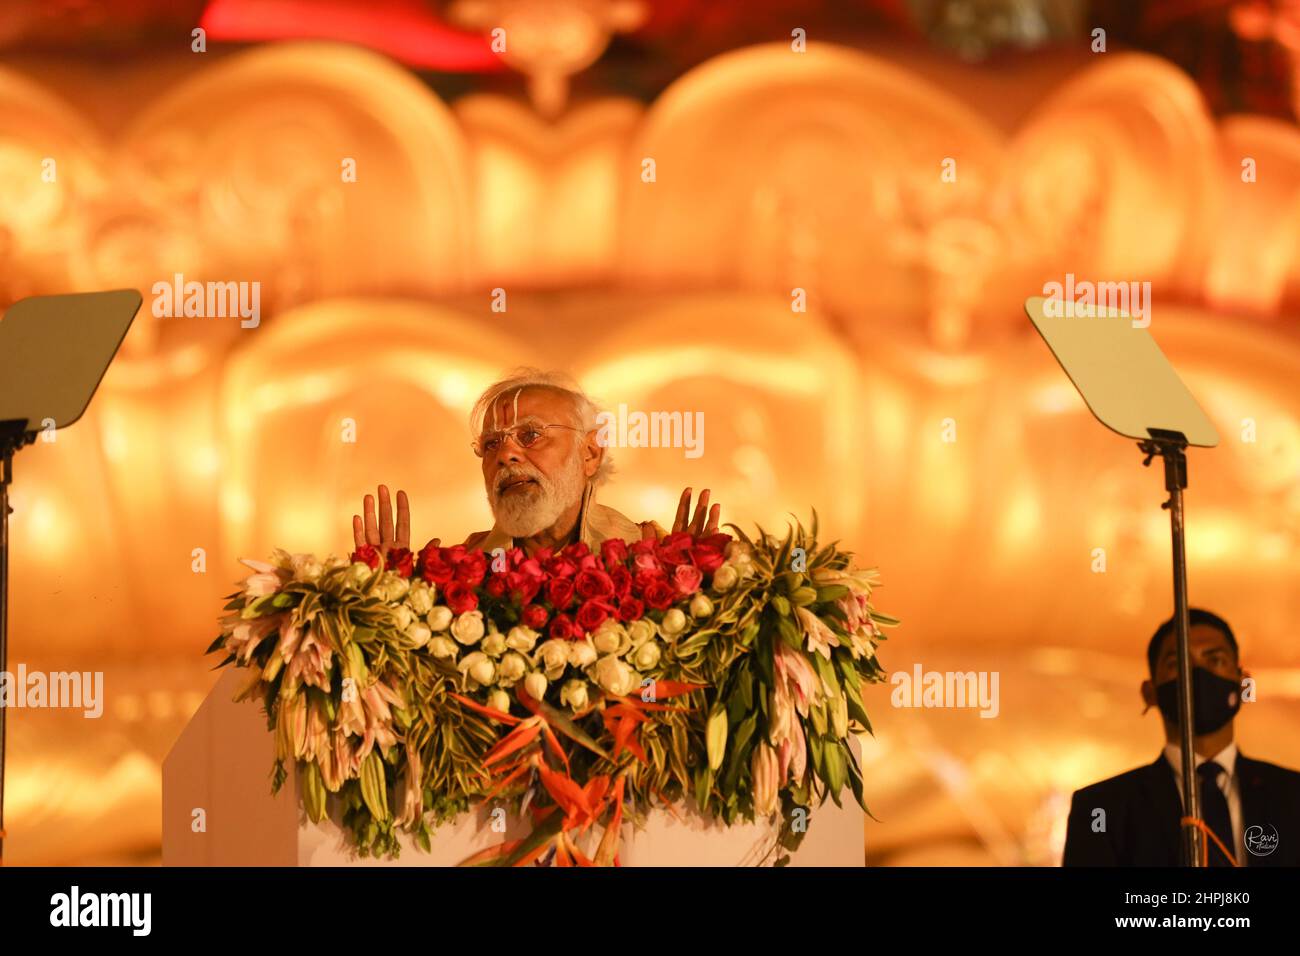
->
[[1155, 666, 1242, 735]]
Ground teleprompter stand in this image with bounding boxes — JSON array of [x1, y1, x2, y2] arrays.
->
[[1024, 295, 1220, 868], [0, 289, 141, 864]]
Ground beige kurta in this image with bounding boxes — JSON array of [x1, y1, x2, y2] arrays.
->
[[463, 480, 663, 553]]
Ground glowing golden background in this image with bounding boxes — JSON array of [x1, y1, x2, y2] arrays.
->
[[2, 38, 1299, 865]]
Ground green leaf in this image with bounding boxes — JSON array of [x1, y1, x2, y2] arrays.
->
[[694, 765, 713, 813], [737, 664, 754, 713], [722, 714, 757, 791], [823, 741, 846, 805], [777, 616, 802, 650], [812, 651, 840, 697]]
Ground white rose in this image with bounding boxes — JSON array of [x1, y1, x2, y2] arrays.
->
[[568, 639, 598, 668], [487, 688, 511, 715], [404, 624, 432, 649], [591, 656, 639, 697], [631, 640, 662, 671], [711, 564, 739, 592], [524, 671, 548, 701], [591, 619, 629, 656], [450, 611, 485, 646], [506, 625, 540, 653], [658, 608, 688, 641], [725, 541, 754, 572], [406, 583, 434, 616], [290, 553, 324, 583], [534, 639, 570, 680], [626, 619, 656, 648], [689, 593, 714, 618], [346, 562, 372, 589], [559, 679, 590, 712], [481, 630, 508, 658], [497, 652, 528, 685], [427, 606, 453, 632], [428, 635, 458, 659], [393, 605, 415, 632], [458, 652, 495, 686], [380, 573, 410, 603]]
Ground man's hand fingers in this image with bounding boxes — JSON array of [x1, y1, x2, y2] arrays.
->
[[395, 490, 411, 549], [704, 502, 720, 535], [674, 488, 692, 532], [352, 514, 366, 548], [362, 494, 380, 546], [378, 485, 394, 547], [691, 489, 711, 535]]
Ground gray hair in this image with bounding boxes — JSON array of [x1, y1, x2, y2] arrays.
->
[[469, 367, 614, 486]]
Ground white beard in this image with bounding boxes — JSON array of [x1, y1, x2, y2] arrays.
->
[[489, 454, 587, 538]]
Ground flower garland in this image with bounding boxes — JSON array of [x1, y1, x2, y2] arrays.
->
[[210, 516, 896, 865]]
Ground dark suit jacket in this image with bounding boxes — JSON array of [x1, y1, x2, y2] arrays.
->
[[1062, 753, 1300, 866]]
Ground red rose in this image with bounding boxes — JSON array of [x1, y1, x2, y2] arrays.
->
[[692, 544, 726, 574], [575, 568, 615, 600], [617, 597, 645, 622], [454, 551, 488, 587], [518, 577, 543, 606], [576, 599, 611, 633], [609, 565, 632, 600], [632, 569, 666, 597], [560, 541, 591, 562], [420, 549, 455, 587], [547, 556, 578, 579], [351, 544, 380, 570], [656, 532, 694, 566], [373, 547, 412, 577], [643, 579, 676, 610], [546, 576, 576, 610], [485, 574, 509, 598], [632, 550, 662, 574], [522, 603, 550, 629], [548, 613, 577, 641], [444, 581, 479, 614], [601, 537, 629, 568], [673, 564, 703, 597]]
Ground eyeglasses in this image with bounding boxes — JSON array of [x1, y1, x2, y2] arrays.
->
[[472, 421, 584, 458]]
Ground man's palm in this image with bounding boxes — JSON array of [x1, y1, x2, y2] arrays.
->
[[353, 484, 438, 555]]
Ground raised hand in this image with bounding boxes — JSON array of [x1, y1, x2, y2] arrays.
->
[[673, 487, 720, 535], [352, 484, 410, 557]]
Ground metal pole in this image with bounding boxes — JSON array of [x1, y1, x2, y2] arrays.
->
[[1142, 432, 1201, 867], [1167, 480, 1202, 866], [0, 450, 10, 865]]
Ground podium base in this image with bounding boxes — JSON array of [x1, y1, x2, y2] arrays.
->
[[164, 669, 865, 866]]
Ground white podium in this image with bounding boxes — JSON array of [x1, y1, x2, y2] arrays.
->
[[163, 668, 865, 866]]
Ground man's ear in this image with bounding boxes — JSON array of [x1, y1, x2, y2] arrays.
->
[[581, 430, 604, 479], [1140, 678, 1157, 710]]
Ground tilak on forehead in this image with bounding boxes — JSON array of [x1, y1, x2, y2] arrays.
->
[[490, 387, 526, 431]]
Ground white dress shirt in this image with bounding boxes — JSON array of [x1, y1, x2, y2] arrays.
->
[[1163, 741, 1243, 864]]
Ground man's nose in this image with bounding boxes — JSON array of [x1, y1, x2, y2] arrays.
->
[[494, 440, 525, 468]]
